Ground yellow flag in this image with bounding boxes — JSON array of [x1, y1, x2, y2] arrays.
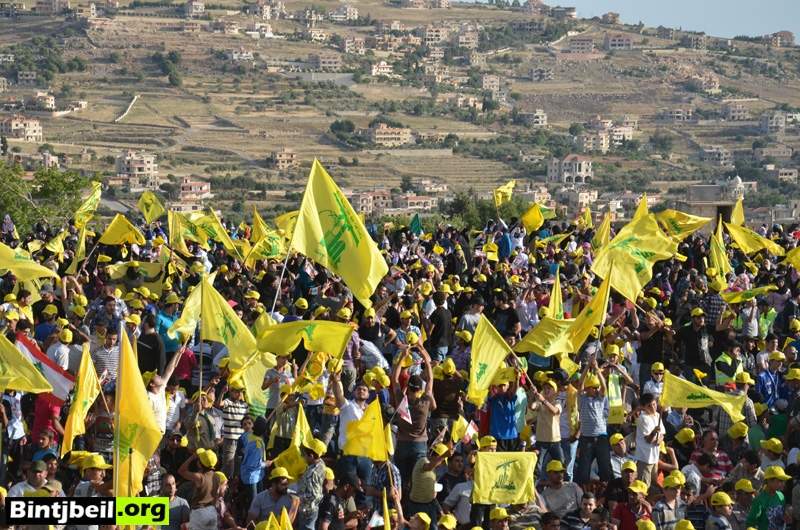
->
[[493, 180, 515, 208], [724, 222, 784, 256], [592, 214, 677, 303], [521, 203, 544, 232], [721, 285, 777, 305], [514, 316, 574, 356], [592, 212, 612, 250], [451, 415, 469, 444], [467, 315, 512, 406], [292, 160, 388, 308], [710, 218, 733, 278], [251, 206, 270, 243], [731, 197, 745, 226], [138, 191, 166, 224], [0, 333, 53, 393], [61, 344, 101, 456], [106, 261, 161, 281], [0, 242, 58, 280], [275, 210, 299, 241], [45, 231, 66, 259], [228, 350, 271, 415], [199, 279, 262, 367], [577, 207, 593, 229], [272, 403, 314, 479], [279, 508, 292, 530], [632, 193, 648, 220], [548, 269, 564, 319], [655, 209, 711, 241], [256, 320, 354, 359], [661, 372, 746, 422], [190, 209, 243, 260], [473, 451, 537, 504], [343, 399, 388, 461], [244, 230, 286, 269], [535, 232, 571, 248], [65, 227, 86, 275], [563, 275, 610, 352], [266, 512, 280, 530], [782, 246, 800, 273], [98, 214, 145, 245], [74, 181, 102, 229], [115, 328, 162, 496], [167, 210, 193, 256]]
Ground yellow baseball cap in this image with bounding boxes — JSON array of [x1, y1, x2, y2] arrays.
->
[[710, 491, 733, 506], [735, 372, 756, 385], [760, 438, 783, 454], [622, 460, 637, 473], [490, 507, 509, 521], [400, 310, 413, 319], [583, 374, 601, 388], [546, 460, 565, 473], [610, 433, 624, 445], [675, 428, 695, 445], [728, 422, 748, 439], [768, 350, 786, 362], [663, 475, 682, 489], [439, 513, 458, 530], [628, 480, 648, 495], [455, 330, 472, 343], [196, 448, 218, 468], [675, 521, 696, 530], [336, 307, 352, 320], [735, 479, 755, 493], [479, 435, 497, 449], [785, 368, 800, 381], [651, 362, 665, 373], [690, 308, 705, 317], [294, 298, 309, 310], [637, 521, 656, 530], [244, 290, 260, 300], [269, 466, 293, 481], [764, 466, 790, 480], [668, 470, 687, 485]]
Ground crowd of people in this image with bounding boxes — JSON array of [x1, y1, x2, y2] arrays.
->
[[0, 205, 799, 530]]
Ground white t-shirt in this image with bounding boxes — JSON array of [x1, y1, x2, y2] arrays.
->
[[3, 393, 25, 440], [337, 400, 365, 449], [165, 390, 187, 432], [46, 342, 70, 371], [443, 480, 473, 525], [634, 411, 664, 464], [148, 387, 168, 434]]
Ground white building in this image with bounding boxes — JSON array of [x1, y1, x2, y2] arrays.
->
[[115, 150, 159, 192]]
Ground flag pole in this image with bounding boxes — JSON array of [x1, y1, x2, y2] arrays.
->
[[113, 321, 123, 496], [270, 247, 293, 315]]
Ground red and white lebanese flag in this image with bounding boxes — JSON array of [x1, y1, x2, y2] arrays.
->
[[16, 332, 75, 402]]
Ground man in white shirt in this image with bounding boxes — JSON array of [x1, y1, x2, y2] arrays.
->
[[333, 372, 368, 451], [7, 460, 48, 497], [46, 329, 72, 371], [634, 392, 665, 487]]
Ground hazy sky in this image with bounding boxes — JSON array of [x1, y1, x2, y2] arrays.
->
[[564, 0, 799, 38]]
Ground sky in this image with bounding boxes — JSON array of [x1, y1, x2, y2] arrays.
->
[[561, 0, 799, 38]]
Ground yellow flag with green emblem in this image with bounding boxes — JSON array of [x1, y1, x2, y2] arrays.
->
[[514, 316, 574, 356], [251, 206, 271, 243], [0, 242, 58, 280], [65, 226, 86, 275], [731, 197, 745, 226], [577, 207, 593, 229], [137, 191, 166, 224], [74, 181, 101, 229], [660, 372, 746, 422], [61, 344, 101, 456], [548, 268, 564, 319], [655, 209, 711, 241], [467, 314, 512, 406], [493, 180, 516, 208], [98, 214, 145, 245], [592, 214, 677, 303], [0, 333, 53, 394], [724, 222, 785, 256], [256, 320, 354, 359], [535, 232, 571, 248], [244, 230, 286, 269], [114, 327, 163, 496], [710, 218, 733, 278], [275, 210, 299, 241], [782, 246, 800, 273], [592, 211, 612, 250], [271, 402, 314, 479], [292, 160, 388, 307], [632, 193, 648, 220], [721, 285, 777, 305], [190, 209, 243, 260], [343, 399, 389, 461], [473, 451, 537, 504], [521, 203, 544, 232]]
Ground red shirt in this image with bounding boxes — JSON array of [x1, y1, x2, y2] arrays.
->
[[32, 393, 62, 442], [612, 502, 652, 530], [689, 448, 733, 477]]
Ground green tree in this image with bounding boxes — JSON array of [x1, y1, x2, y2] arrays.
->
[[568, 123, 584, 136], [400, 175, 416, 193], [0, 163, 90, 234]]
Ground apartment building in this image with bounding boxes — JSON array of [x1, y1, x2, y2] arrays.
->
[[0, 115, 43, 142], [115, 150, 159, 191], [547, 154, 593, 184], [360, 123, 413, 147]]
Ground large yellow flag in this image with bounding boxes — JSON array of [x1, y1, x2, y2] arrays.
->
[[272, 403, 314, 479], [98, 214, 145, 245], [467, 315, 512, 406], [115, 329, 162, 496], [171, 210, 210, 251], [592, 212, 612, 250], [562, 275, 611, 352], [721, 285, 777, 305], [251, 206, 271, 243], [473, 451, 537, 504], [661, 372, 746, 422], [65, 227, 86, 275], [45, 231, 66, 259], [592, 214, 677, 303], [535, 232, 571, 248], [190, 209, 243, 260], [73, 181, 102, 229], [655, 209, 711, 241], [138, 191, 166, 224], [61, 345, 101, 456], [227, 350, 272, 416], [521, 203, 544, 232], [710, 218, 733, 278], [275, 210, 299, 241], [548, 269, 564, 319], [0, 242, 58, 280], [292, 160, 388, 308], [782, 246, 800, 273], [256, 320, 353, 359], [343, 399, 389, 461], [514, 316, 574, 356], [724, 222, 785, 256], [0, 333, 53, 393], [167, 210, 193, 256], [632, 193, 648, 220], [731, 197, 745, 226], [493, 180, 516, 208], [577, 207, 593, 229], [106, 261, 161, 281], [244, 231, 286, 269]]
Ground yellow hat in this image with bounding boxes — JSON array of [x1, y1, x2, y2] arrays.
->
[[628, 480, 649, 495], [75, 294, 88, 307], [3, 293, 15, 302], [651, 362, 665, 373], [610, 433, 624, 445], [97, 254, 112, 263], [406, 331, 419, 345], [768, 350, 786, 362], [364, 307, 376, 318], [490, 507, 509, 521], [455, 330, 472, 343], [790, 319, 800, 332], [442, 358, 456, 375], [478, 435, 497, 449], [400, 310, 413, 319], [735, 372, 756, 385], [42, 304, 58, 315], [324, 466, 335, 481], [416, 512, 431, 528], [605, 344, 621, 358], [637, 521, 656, 530], [244, 290, 260, 300], [786, 368, 800, 381], [440, 284, 453, 295], [735, 479, 755, 493], [476, 273, 487, 283], [80, 453, 112, 471], [269, 466, 293, 481], [691, 307, 705, 317], [728, 422, 748, 439], [164, 293, 182, 305], [294, 298, 309, 310], [419, 282, 433, 296], [214, 471, 227, 483], [71, 305, 86, 317], [218, 264, 228, 273], [59, 329, 73, 343], [196, 448, 218, 468], [313, 306, 329, 318], [675, 428, 696, 445], [602, 325, 616, 337], [583, 374, 600, 388], [663, 475, 682, 489], [125, 314, 141, 326], [755, 402, 769, 416], [56, 317, 69, 328], [228, 378, 245, 391], [764, 466, 790, 480], [711, 491, 734, 506], [133, 286, 151, 298], [760, 438, 783, 454], [307, 438, 328, 457], [336, 307, 352, 320], [546, 460, 565, 473], [622, 460, 637, 472], [644, 297, 657, 310], [675, 521, 696, 530], [439, 513, 458, 530], [669, 470, 687, 485]]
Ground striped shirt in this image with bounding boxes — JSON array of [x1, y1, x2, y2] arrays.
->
[[221, 399, 248, 440], [91, 344, 120, 380]]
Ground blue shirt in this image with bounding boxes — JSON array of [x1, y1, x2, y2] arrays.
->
[[578, 393, 609, 437], [756, 370, 782, 407], [156, 310, 180, 353], [239, 432, 265, 485], [488, 393, 518, 441], [34, 322, 56, 344]]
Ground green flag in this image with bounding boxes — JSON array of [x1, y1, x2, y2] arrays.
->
[[410, 214, 423, 236]]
